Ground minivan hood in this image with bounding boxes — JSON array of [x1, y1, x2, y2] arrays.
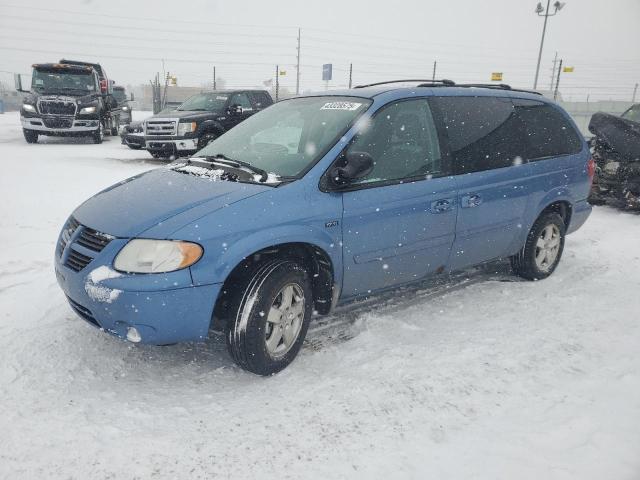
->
[[73, 168, 270, 238]]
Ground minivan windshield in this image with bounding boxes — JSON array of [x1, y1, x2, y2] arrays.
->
[[196, 96, 372, 177], [178, 93, 229, 112]]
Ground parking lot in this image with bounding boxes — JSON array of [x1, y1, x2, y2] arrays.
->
[[0, 108, 639, 478]]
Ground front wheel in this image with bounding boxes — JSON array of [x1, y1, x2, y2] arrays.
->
[[511, 212, 566, 280], [225, 260, 313, 375], [23, 129, 38, 144], [197, 132, 218, 150], [110, 117, 119, 136], [91, 123, 104, 144]]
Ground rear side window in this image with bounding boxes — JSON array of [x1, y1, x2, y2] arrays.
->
[[512, 99, 582, 159], [430, 96, 525, 174]]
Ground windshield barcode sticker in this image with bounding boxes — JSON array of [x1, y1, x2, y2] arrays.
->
[[321, 102, 363, 111], [216, 96, 228, 100]]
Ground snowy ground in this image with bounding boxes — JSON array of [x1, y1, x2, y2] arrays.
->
[[0, 111, 639, 480]]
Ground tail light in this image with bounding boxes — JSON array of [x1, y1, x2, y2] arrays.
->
[[99, 79, 108, 93], [587, 157, 596, 182]]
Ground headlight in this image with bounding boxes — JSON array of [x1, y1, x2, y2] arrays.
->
[[178, 121, 197, 135], [79, 106, 96, 114], [23, 103, 36, 112], [114, 239, 203, 273], [122, 106, 129, 111]]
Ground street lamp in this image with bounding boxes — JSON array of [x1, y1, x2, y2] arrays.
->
[[533, 0, 566, 90]]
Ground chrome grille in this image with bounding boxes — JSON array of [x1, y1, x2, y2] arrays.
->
[[42, 117, 73, 129], [58, 217, 80, 257], [38, 100, 76, 116], [58, 218, 114, 272], [64, 248, 93, 272], [145, 118, 178, 136]]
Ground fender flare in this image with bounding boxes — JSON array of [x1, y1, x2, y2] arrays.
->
[[194, 224, 342, 292]]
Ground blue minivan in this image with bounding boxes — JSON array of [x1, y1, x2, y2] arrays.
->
[[55, 80, 594, 375]]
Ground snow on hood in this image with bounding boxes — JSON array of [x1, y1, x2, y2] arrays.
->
[[72, 167, 272, 238]]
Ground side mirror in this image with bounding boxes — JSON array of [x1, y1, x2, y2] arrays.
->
[[130, 92, 135, 101], [330, 151, 374, 186], [14, 73, 28, 93], [228, 104, 242, 115]]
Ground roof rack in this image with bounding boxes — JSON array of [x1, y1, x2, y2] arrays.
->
[[354, 79, 456, 89], [352, 79, 542, 96], [450, 83, 543, 96]]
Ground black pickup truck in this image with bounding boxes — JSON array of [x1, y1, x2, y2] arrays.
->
[[143, 90, 273, 158], [18, 59, 120, 144]]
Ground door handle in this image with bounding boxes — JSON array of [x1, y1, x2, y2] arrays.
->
[[461, 194, 482, 208], [430, 199, 453, 213]]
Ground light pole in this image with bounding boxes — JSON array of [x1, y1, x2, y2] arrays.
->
[[533, 0, 566, 90]]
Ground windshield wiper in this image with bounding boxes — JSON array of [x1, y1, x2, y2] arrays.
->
[[178, 108, 208, 111], [202, 154, 269, 182]]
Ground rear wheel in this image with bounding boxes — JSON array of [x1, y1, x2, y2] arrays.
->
[[23, 129, 38, 144], [91, 123, 104, 144], [511, 212, 565, 280], [224, 259, 312, 375]]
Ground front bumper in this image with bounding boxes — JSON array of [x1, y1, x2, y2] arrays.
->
[[55, 233, 221, 345], [21, 115, 99, 133], [145, 137, 198, 154], [121, 133, 145, 148]]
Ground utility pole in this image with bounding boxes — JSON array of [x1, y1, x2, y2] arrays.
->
[[348, 63, 353, 89], [633, 83, 638, 103], [533, 0, 566, 90], [213, 66, 217, 90], [549, 51, 558, 90], [432, 61, 437, 81], [275, 65, 279, 102], [295, 28, 301, 95], [553, 59, 563, 101]]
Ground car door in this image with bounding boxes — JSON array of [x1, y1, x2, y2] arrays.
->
[[339, 98, 458, 298], [429, 95, 531, 271]]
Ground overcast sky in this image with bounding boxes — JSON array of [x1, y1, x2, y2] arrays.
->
[[1, 0, 639, 100]]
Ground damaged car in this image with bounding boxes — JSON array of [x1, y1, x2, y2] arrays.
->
[[588, 105, 640, 209]]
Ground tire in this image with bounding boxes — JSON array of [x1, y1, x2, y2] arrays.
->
[[110, 117, 119, 136], [224, 260, 313, 375], [511, 212, 566, 281], [91, 123, 104, 144], [197, 132, 218, 150], [150, 152, 164, 159], [23, 129, 38, 144]]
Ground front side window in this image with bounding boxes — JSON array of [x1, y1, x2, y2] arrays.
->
[[197, 96, 371, 177], [430, 96, 525, 174], [347, 99, 443, 184], [177, 93, 229, 112]]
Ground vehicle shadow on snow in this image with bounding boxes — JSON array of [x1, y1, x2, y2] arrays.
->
[[74, 260, 518, 376]]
